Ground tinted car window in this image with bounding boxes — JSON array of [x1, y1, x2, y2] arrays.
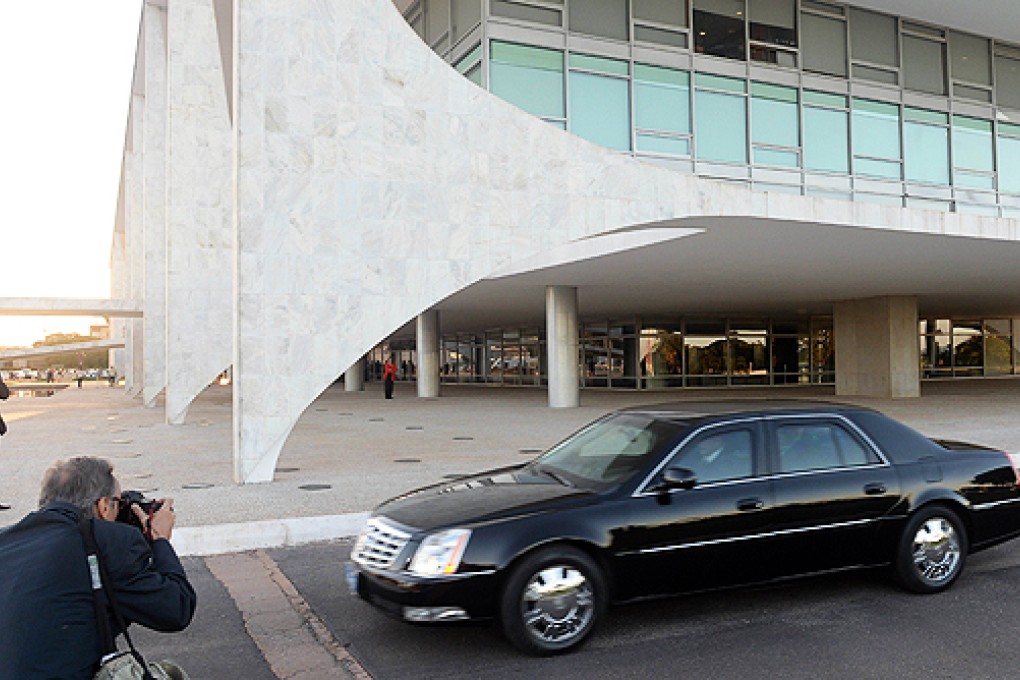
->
[[533, 414, 685, 488], [776, 422, 877, 473], [672, 428, 754, 484]]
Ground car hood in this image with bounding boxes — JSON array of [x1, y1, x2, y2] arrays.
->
[[375, 465, 596, 531]]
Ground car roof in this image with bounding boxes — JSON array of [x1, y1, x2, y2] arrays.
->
[[617, 399, 876, 424]]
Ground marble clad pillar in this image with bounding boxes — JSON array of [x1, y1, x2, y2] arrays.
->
[[164, 0, 234, 425], [125, 90, 146, 398], [417, 311, 440, 399], [546, 286, 580, 408], [834, 296, 920, 398], [142, 2, 169, 408], [344, 358, 365, 392]]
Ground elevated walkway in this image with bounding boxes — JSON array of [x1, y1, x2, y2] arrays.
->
[[0, 297, 142, 317]]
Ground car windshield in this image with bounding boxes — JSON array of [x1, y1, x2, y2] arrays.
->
[[529, 413, 685, 490]]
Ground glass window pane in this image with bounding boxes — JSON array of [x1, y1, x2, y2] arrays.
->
[[852, 64, 898, 85], [849, 8, 897, 67], [695, 89, 747, 163], [854, 159, 900, 179], [634, 65, 690, 134], [633, 0, 688, 27], [427, 0, 451, 49], [490, 42, 565, 119], [693, 0, 746, 61], [451, 0, 481, 44], [996, 54, 1020, 111], [753, 147, 799, 167], [694, 72, 746, 93], [998, 134, 1020, 194], [903, 35, 946, 95], [569, 0, 629, 41], [634, 25, 689, 48], [801, 12, 846, 77], [637, 134, 691, 156], [803, 90, 846, 108], [569, 53, 629, 77], [569, 71, 631, 151], [949, 31, 991, 85], [751, 83, 798, 147], [804, 107, 848, 173], [904, 120, 949, 185], [953, 116, 993, 174], [853, 99, 901, 161], [490, 0, 562, 26], [749, 0, 795, 47]]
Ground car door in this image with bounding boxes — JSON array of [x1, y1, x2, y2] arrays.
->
[[764, 415, 903, 575], [612, 418, 775, 599]]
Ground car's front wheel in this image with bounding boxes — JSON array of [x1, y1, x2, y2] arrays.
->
[[895, 505, 967, 594], [499, 545, 605, 655]]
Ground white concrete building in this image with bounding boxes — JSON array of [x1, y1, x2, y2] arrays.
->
[[113, 0, 1020, 483]]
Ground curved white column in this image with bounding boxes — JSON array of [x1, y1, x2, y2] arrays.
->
[[546, 286, 579, 408], [417, 311, 440, 399], [164, 0, 234, 425], [220, 0, 1020, 483]]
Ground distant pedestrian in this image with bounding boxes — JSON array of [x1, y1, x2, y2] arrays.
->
[[0, 374, 8, 438], [383, 356, 397, 399], [76, 374, 84, 389]]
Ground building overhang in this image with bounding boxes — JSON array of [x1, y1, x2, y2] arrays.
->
[[428, 214, 1020, 333]]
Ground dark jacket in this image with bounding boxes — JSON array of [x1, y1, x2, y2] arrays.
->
[[0, 503, 196, 679], [0, 377, 7, 435]]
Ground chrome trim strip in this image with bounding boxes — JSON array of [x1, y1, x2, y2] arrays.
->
[[972, 496, 1020, 511], [358, 563, 498, 581], [624, 518, 875, 556]]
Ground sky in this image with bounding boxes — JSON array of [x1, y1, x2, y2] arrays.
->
[[0, 2, 142, 347]]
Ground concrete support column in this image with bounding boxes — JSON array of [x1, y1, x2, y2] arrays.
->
[[417, 310, 440, 398], [546, 286, 579, 408], [344, 357, 365, 392], [834, 295, 920, 398]]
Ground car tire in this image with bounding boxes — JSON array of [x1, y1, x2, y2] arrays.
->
[[499, 545, 605, 656], [895, 505, 967, 594]]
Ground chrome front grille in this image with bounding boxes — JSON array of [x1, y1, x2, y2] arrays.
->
[[353, 517, 412, 570]]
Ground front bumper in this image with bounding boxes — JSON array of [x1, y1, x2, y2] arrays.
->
[[347, 561, 499, 623]]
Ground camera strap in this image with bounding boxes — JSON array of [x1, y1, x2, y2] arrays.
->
[[78, 518, 157, 680]]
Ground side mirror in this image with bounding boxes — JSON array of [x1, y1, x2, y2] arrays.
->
[[659, 467, 697, 491]]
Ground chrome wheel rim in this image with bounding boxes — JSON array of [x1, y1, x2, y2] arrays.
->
[[911, 517, 961, 585], [520, 565, 594, 644]]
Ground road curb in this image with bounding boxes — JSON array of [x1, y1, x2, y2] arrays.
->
[[173, 511, 369, 556]]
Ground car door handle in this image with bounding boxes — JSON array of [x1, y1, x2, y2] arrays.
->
[[737, 497, 765, 511], [864, 483, 887, 495]]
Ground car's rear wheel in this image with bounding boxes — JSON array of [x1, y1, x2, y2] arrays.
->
[[895, 505, 967, 594], [499, 546, 605, 655]]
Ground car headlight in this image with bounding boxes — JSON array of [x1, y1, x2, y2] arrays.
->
[[408, 528, 471, 576]]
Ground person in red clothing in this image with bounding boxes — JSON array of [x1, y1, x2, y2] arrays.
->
[[383, 355, 397, 399]]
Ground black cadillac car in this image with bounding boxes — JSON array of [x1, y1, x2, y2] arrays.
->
[[347, 400, 1020, 655]]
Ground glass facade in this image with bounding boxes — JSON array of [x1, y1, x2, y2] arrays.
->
[[407, 0, 1020, 216]]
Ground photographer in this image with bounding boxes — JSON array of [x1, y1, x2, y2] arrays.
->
[[0, 457, 196, 679]]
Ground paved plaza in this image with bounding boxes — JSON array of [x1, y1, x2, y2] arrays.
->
[[1, 378, 1018, 554]]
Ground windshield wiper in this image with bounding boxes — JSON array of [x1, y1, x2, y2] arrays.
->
[[536, 465, 574, 487]]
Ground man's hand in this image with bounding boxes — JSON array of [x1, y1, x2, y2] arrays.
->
[[132, 498, 176, 541]]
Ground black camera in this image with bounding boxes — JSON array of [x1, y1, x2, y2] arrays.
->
[[115, 490, 164, 533]]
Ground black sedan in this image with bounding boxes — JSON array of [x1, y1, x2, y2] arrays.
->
[[347, 400, 1020, 655]]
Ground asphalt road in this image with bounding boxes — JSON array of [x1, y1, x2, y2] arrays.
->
[[131, 539, 1020, 679]]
